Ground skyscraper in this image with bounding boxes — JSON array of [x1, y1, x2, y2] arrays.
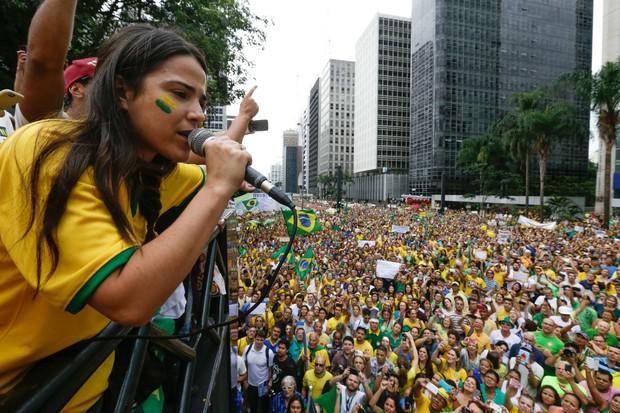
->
[[307, 79, 320, 195], [282, 129, 301, 194], [318, 60, 355, 179], [352, 14, 411, 201], [409, 0, 593, 196]]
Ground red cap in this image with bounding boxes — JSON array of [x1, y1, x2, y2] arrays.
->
[[63, 57, 97, 94]]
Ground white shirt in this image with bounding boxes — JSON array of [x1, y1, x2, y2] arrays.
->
[[243, 343, 274, 386], [0, 111, 15, 144], [489, 329, 521, 348], [535, 296, 558, 311], [339, 387, 365, 413]]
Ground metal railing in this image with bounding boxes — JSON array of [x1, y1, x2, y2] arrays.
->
[[3, 221, 234, 413]]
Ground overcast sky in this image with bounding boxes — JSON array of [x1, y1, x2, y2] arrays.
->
[[228, 0, 604, 175]]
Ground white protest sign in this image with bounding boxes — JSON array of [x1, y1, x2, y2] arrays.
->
[[376, 260, 401, 279], [249, 300, 267, 316], [391, 225, 410, 234], [517, 215, 557, 230], [498, 230, 511, 244], [357, 240, 376, 248], [474, 249, 488, 261], [595, 230, 606, 239]]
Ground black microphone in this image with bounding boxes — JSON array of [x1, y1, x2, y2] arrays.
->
[[187, 128, 295, 209]]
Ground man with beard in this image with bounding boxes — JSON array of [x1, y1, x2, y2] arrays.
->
[[334, 371, 367, 413], [332, 336, 355, 374]]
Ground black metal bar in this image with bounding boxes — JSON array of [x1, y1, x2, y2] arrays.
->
[[113, 324, 151, 413], [149, 323, 196, 362], [12, 323, 130, 413], [179, 236, 220, 413]]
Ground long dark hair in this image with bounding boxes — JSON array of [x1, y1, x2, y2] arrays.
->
[[25, 25, 207, 292]]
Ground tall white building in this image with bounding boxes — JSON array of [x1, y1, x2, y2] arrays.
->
[[318, 60, 355, 177], [269, 163, 283, 187], [351, 14, 411, 201], [298, 109, 309, 192], [596, 0, 620, 211]]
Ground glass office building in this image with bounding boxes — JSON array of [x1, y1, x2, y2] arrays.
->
[[409, 0, 593, 195]]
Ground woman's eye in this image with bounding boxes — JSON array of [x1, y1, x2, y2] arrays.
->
[[174, 91, 187, 99]]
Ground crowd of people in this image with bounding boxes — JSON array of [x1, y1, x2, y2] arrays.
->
[[232, 202, 620, 413]]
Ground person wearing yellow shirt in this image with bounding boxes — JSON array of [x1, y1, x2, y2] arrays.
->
[[302, 355, 333, 399], [238, 326, 257, 356], [0, 25, 258, 412], [411, 376, 451, 413], [354, 326, 374, 359], [470, 318, 491, 352], [327, 303, 347, 333], [464, 272, 487, 295], [307, 332, 331, 370]]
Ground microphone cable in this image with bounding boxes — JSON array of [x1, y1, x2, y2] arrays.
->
[[85, 206, 298, 342]]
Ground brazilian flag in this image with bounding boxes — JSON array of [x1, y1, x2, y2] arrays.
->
[[296, 248, 314, 280], [281, 208, 322, 236], [235, 193, 259, 211], [271, 245, 294, 264], [239, 246, 247, 257]]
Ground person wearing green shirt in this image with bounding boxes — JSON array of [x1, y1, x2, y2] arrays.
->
[[535, 318, 565, 355], [586, 320, 620, 346]]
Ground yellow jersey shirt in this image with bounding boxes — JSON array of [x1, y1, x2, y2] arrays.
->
[[302, 369, 333, 399], [0, 120, 205, 411]]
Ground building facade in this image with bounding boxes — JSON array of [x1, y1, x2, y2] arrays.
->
[[307, 79, 320, 196], [601, 0, 620, 202], [351, 14, 411, 201], [205, 105, 227, 131], [318, 60, 356, 182], [282, 129, 302, 194], [269, 163, 283, 187], [409, 0, 592, 196]]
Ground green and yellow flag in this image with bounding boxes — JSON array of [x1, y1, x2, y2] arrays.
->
[[271, 245, 294, 264], [234, 193, 259, 211], [281, 208, 322, 236], [296, 248, 314, 280]]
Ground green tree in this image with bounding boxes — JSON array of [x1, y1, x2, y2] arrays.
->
[[318, 171, 352, 200], [570, 60, 620, 228], [0, 0, 268, 105], [457, 131, 521, 204], [500, 89, 584, 219], [498, 90, 546, 215]]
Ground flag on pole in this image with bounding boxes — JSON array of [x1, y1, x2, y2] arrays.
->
[[271, 245, 294, 264], [281, 208, 322, 236], [296, 248, 315, 280]]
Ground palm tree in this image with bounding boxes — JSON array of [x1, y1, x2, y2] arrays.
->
[[500, 89, 583, 219], [527, 99, 582, 219], [571, 60, 620, 228], [499, 90, 546, 216]]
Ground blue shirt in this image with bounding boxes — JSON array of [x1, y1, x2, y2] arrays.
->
[[271, 391, 302, 413]]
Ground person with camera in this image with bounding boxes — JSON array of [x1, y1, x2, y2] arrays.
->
[[539, 360, 590, 408], [411, 374, 451, 413], [368, 379, 400, 413]]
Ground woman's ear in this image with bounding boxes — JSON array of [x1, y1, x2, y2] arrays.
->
[[116, 76, 131, 110]]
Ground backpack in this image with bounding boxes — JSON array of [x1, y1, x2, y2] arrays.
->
[[244, 342, 271, 367]]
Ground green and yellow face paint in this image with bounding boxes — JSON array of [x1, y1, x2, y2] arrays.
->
[[155, 94, 177, 114]]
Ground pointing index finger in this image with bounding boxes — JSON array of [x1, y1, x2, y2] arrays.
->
[[245, 85, 257, 98]]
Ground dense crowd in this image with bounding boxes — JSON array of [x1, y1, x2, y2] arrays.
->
[[231, 203, 620, 413]]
